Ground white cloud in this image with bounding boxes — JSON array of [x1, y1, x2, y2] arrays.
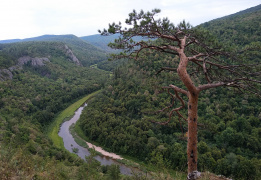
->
[[0, 0, 260, 40]]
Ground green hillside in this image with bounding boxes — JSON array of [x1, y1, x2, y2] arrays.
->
[[81, 34, 128, 71], [80, 34, 149, 71], [199, 4, 261, 46], [0, 34, 108, 66], [0, 40, 110, 125], [0, 4, 260, 180], [78, 4, 261, 180], [0, 39, 111, 178]]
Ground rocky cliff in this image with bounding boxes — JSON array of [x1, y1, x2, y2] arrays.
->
[[0, 44, 83, 81], [0, 56, 50, 81], [63, 45, 81, 66]]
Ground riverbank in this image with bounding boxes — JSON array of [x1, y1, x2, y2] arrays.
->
[[47, 90, 101, 149], [47, 89, 187, 179], [86, 142, 123, 160], [74, 117, 147, 171], [70, 123, 123, 160], [73, 106, 188, 179], [56, 93, 137, 175]]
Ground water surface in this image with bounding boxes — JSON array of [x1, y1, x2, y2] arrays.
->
[[58, 103, 135, 175]]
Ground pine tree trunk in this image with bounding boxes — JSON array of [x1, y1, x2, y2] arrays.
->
[[177, 38, 201, 179], [187, 92, 200, 180]]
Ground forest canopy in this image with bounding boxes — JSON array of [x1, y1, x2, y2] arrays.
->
[[80, 7, 261, 180], [0, 4, 260, 180]]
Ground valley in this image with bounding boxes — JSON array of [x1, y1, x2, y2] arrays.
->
[[55, 93, 135, 175], [0, 4, 260, 180]]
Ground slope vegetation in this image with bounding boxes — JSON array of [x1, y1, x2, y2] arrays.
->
[[78, 4, 261, 180], [0, 34, 108, 66], [199, 4, 261, 46], [0, 40, 110, 178]]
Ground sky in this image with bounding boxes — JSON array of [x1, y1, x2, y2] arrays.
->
[[0, 0, 260, 40]]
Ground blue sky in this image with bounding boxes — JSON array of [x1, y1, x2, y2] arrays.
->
[[0, 0, 260, 40]]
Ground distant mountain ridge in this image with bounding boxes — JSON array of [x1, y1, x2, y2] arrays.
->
[[80, 34, 120, 52], [1, 4, 260, 48], [0, 34, 108, 66], [0, 34, 111, 53], [0, 39, 21, 44], [205, 4, 261, 22], [0, 34, 77, 44], [1, 4, 260, 69], [1, 34, 81, 43]]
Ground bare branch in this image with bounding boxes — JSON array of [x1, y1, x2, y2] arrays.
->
[[202, 57, 211, 83], [197, 82, 226, 91], [150, 87, 187, 125], [162, 85, 188, 95], [156, 67, 176, 75]]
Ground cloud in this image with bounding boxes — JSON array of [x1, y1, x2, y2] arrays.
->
[[0, 0, 260, 40]]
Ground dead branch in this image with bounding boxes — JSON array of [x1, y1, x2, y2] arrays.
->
[[156, 67, 176, 75], [150, 85, 187, 125]]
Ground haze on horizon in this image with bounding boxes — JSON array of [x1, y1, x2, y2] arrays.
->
[[0, 0, 260, 40]]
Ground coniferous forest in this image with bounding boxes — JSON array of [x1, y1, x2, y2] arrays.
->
[[0, 4, 260, 180], [79, 5, 261, 179]]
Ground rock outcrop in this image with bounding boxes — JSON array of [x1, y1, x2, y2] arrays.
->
[[0, 56, 50, 81], [0, 45, 81, 81], [64, 45, 81, 66], [18, 56, 50, 66], [0, 69, 14, 81]]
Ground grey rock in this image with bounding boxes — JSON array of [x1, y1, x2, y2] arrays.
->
[[187, 171, 201, 180], [64, 45, 81, 66], [18, 56, 50, 66], [0, 69, 13, 81], [0, 56, 50, 81]]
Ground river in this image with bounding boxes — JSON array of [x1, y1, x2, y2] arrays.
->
[[58, 103, 136, 175]]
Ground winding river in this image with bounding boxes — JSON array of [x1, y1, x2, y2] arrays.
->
[[58, 103, 136, 175]]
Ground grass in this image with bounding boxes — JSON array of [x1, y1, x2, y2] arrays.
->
[[69, 124, 88, 148], [74, 120, 91, 142], [47, 90, 101, 149]]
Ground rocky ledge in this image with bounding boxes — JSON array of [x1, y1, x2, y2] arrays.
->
[[64, 45, 81, 66], [0, 56, 50, 81], [17, 56, 50, 66]]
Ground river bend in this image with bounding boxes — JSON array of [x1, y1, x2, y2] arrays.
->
[[58, 103, 134, 175]]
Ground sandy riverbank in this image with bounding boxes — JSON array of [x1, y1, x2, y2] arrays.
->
[[86, 142, 123, 160]]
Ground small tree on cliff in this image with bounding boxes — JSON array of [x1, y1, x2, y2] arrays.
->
[[99, 9, 261, 179]]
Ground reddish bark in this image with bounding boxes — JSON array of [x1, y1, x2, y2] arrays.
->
[[187, 92, 199, 176], [177, 38, 200, 179]]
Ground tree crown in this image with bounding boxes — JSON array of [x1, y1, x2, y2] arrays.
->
[[100, 9, 261, 96]]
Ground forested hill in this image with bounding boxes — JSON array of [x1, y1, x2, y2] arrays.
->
[[0, 34, 108, 66], [81, 34, 150, 53], [0, 33, 111, 178], [81, 34, 136, 71], [0, 4, 260, 179], [81, 34, 120, 52], [199, 4, 261, 46], [78, 4, 261, 180]]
